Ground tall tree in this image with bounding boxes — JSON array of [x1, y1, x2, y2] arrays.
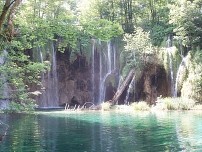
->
[[0, 0, 22, 34], [120, 0, 134, 33], [169, 0, 202, 49]]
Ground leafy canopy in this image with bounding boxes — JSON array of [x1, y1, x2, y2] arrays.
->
[[169, 0, 202, 48]]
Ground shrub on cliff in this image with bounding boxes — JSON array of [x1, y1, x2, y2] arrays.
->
[[181, 50, 202, 103]]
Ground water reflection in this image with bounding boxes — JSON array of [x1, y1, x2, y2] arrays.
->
[[0, 111, 202, 152], [175, 112, 202, 151]]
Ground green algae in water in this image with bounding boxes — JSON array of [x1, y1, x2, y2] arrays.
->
[[0, 111, 202, 152]]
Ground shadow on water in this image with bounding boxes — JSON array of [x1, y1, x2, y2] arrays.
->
[[0, 111, 202, 152]]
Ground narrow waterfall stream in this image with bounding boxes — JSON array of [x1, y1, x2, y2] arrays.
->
[[124, 75, 135, 104], [91, 40, 95, 104], [38, 42, 59, 107], [107, 41, 112, 72], [91, 40, 118, 104], [50, 43, 59, 106], [174, 57, 187, 97], [99, 42, 112, 103], [174, 39, 186, 97], [99, 41, 117, 103], [167, 37, 175, 97]]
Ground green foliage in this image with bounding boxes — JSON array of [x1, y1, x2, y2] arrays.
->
[[1, 0, 202, 110], [120, 51, 136, 78], [169, 0, 202, 48], [136, 0, 173, 46], [1, 0, 80, 112], [0, 48, 48, 112], [150, 24, 173, 46], [78, 0, 134, 33], [82, 19, 123, 41], [181, 50, 202, 102], [156, 97, 196, 110], [160, 98, 179, 110], [131, 101, 150, 111], [124, 27, 154, 54], [121, 27, 156, 77], [3, 100, 35, 113], [101, 102, 111, 111], [15, 0, 79, 49]]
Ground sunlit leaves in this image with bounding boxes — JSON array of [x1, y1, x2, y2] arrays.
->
[[124, 27, 153, 54], [15, 0, 78, 49], [169, 0, 202, 48], [181, 50, 202, 102], [121, 27, 156, 77], [82, 19, 123, 41]]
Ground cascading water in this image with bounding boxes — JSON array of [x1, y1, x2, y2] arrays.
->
[[174, 57, 187, 97], [50, 43, 59, 105], [174, 38, 188, 97], [91, 39, 95, 104], [117, 76, 123, 90], [91, 40, 117, 104], [113, 46, 116, 72], [166, 36, 175, 97], [107, 41, 112, 72], [38, 42, 59, 107], [124, 75, 135, 104]]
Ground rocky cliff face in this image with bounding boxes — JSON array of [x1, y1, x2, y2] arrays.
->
[[36, 48, 93, 107], [36, 45, 171, 107], [116, 63, 170, 105], [57, 51, 92, 106], [135, 64, 169, 104]]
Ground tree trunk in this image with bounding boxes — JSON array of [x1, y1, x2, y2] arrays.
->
[[111, 69, 135, 105], [0, 0, 19, 30], [6, 0, 22, 41]]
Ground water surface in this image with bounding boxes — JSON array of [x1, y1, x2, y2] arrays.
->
[[0, 111, 202, 152]]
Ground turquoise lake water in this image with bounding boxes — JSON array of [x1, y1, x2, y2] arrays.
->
[[0, 111, 202, 152]]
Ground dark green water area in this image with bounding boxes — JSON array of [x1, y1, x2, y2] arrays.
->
[[0, 111, 202, 152]]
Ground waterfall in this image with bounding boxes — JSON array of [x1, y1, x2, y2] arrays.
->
[[99, 48, 103, 104], [113, 46, 116, 70], [91, 40, 95, 104], [124, 75, 135, 104], [38, 42, 59, 107], [107, 41, 112, 72], [117, 76, 123, 89], [167, 49, 175, 96], [166, 36, 175, 97], [50, 43, 59, 106], [99, 41, 116, 103], [174, 57, 187, 97], [91, 40, 118, 104]]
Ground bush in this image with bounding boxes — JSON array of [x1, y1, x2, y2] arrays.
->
[[164, 98, 179, 110], [101, 102, 111, 111], [3, 100, 35, 113], [155, 97, 196, 110], [131, 101, 150, 111], [181, 51, 202, 103], [179, 98, 195, 110]]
